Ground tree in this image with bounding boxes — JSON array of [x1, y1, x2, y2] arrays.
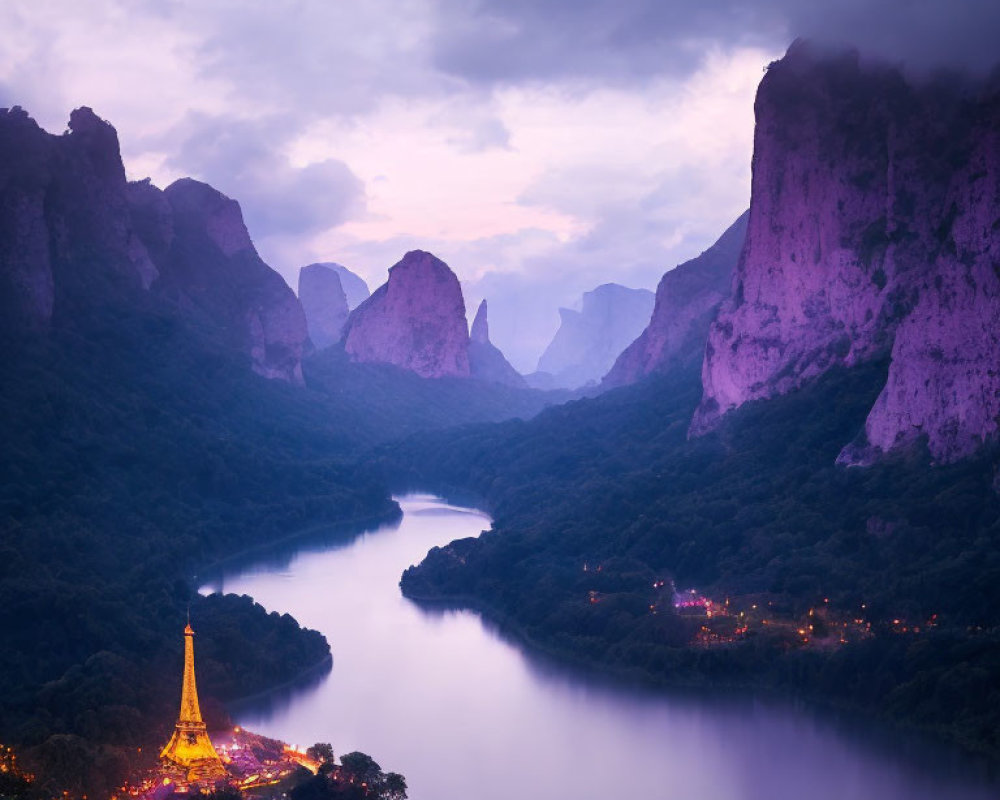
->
[[339, 751, 381, 786], [382, 772, 408, 800], [307, 742, 335, 764]]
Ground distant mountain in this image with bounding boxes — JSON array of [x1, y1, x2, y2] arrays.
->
[[305, 261, 370, 310], [692, 41, 1000, 465], [0, 106, 154, 333], [0, 105, 308, 383], [0, 109, 387, 798], [468, 299, 527, 388], [603, 212, 748, 388], [536, 284, 655, 389], [139, 177, 308, 383], [343, 250, 471, 378], [298, 263, 350, 350], [382, 41, 1000, 765], [0, 105, 570, 798]]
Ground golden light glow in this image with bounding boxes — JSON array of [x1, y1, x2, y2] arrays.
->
[[159, 623, 227, 782]]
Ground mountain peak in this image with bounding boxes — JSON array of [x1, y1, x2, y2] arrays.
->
[[343, 250, 470, 378], [303, 262, 370, 309], [298, 263, 349, 351], [164, 178, 254, 258], [537, 283, 655, 389], [471, 299, 490, 344], [603, 211, 748, 389], [690, 45, 1000, 463], [468, 297, 526, 388]]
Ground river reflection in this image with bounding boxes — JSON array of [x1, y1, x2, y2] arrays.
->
[[200, 494, 1000, 800]]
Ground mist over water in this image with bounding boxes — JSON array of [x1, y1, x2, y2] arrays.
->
[[200, 495, 1000, 800]]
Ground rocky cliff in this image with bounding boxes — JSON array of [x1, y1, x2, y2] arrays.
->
[[468, 299, 527, 387], [315, 262, 370, 309], [691, 42, 1000, 463], [0, 106, 155, 334], [342, 250, 471, 378], [603, 211, 748, 388], [148, 178, 308, 383], [537, 284, 655, 389], [0, 106, 307, 383], [844, 86, 1000, 464], [298, 263, 350, 350]]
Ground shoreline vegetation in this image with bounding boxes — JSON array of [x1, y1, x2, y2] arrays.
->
[[194, 503, 404, 584], [400, 583, 1000, 761], [388, 364, 1000, 761], [0, 307, 398, 797], [217, 652, 334, 712], [0, 284, 562, 796]]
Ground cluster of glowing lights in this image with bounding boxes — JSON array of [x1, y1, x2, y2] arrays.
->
[[668, 588, 937, 651], [0, 744, 32, 782]]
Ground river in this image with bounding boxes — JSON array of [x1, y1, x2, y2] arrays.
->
[[199, 493, 1000, 800]]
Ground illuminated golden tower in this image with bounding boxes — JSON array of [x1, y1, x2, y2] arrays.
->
[[160, 622, 226, 782]]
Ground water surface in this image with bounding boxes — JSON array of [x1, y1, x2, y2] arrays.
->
[[200, 494, 1000, 800]]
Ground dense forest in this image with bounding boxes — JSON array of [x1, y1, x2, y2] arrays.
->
[[304, 347, 571, 440], [0, 285, 563, 797], [385, 363, 1000, 755], [0, 301, 374, 795]]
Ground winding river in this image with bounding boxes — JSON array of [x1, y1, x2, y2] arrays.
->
[[199, 494, 1000, 800]]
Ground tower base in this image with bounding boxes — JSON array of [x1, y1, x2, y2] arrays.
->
[[160, 723, 227, 783]]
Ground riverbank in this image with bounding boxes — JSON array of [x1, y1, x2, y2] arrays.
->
[[195, 501, 403, 585], [401, 580, 1000, 762], [212, 494, 1000, 800]]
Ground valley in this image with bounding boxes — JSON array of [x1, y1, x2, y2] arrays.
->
[[1, 19, 1000, 800]]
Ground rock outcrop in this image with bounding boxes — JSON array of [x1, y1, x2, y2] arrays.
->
[[298, 263, 350, 350], [603, 211, 748, 388], [0, 106, 155, 334], [691, 41, 1000, 463], [843, 87, 1000, 463], [342, 250, 470, 378], [315, 262, 370, 310], [149, 178, 308, 383], [0, 106, 307, 383], [536, 284, 655, 388], [468, 299, 527, 387]]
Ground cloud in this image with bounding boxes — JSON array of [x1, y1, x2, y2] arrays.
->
[[181, 1, 450, 117], [431, 0, 1000, 86], [158, 113, 365, 246], [469, 168, 749, 371], [431, 0, 786, 86], [2, 0, 997, 363], [444, 114, 511, 153], [785, 0, 1000, 75]]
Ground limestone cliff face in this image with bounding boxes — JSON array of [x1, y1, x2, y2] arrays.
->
[[150, 178, 308, 383], [0, 107, 55, 332], [0, 107, 307, 383], [691, 42, 1000, 462], [298, 263, 350, 350], [603, 211, 748, 388], [468, 299, 527, 387], [342, 250, 470, 378], [306, 262, 370, 310], [843, 89, 1000, 463], [0, 106, 155, 334], [537, 284, 655, 389]]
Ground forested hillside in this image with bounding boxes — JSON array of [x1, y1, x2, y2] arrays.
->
[[0, 295, 396, 795], [386, 365, 1000, 754]]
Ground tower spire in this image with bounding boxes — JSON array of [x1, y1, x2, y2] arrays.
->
[[160, 620, 226, 782]]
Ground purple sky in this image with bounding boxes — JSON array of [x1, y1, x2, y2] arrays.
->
[[2, 1, 998, 369]]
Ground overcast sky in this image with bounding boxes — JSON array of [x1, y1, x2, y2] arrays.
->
[[2, 1, 998, 369]]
